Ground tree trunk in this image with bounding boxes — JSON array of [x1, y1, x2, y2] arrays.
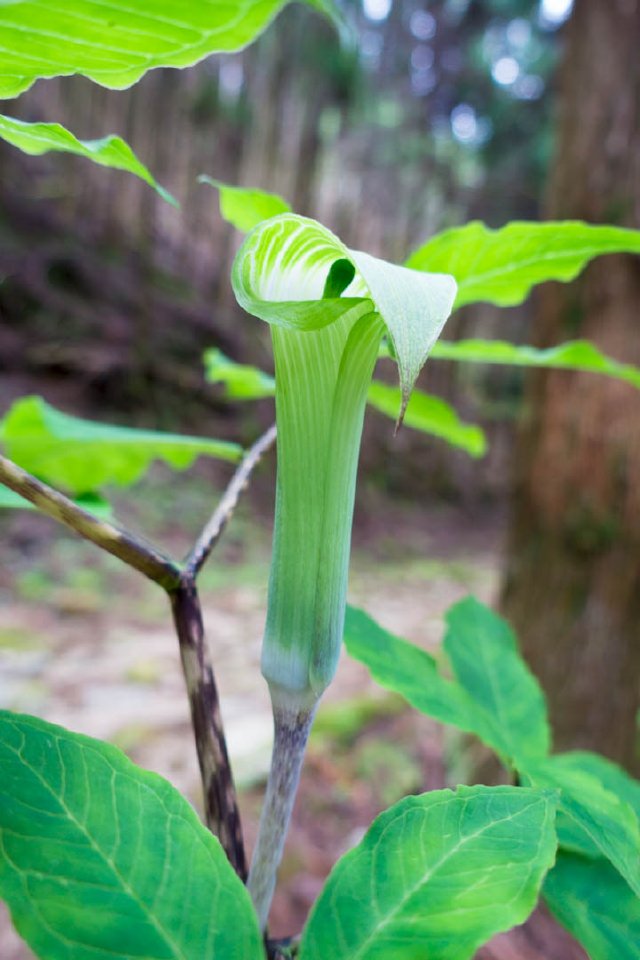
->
[[501, 0, 640, 774]]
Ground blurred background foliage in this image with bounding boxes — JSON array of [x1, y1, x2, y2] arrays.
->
[[0, 0, 571, 500]]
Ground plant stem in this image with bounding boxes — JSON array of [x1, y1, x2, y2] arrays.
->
[[248, 694, 316, 930], [0, 454, 180, 589], [170, 579, 247, 879], [186, 424, 277, 578]]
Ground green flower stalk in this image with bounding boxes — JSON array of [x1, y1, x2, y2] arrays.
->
[[231, 215, 456, 927]]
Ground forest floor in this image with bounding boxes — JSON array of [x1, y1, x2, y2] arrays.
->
[[0, 469, 584, 959]]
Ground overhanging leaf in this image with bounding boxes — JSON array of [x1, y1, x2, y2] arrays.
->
[[0, 485, 112, 518], [366, 380, 486, 456], [299, 785, 558, 960], [0, 0, 343, 98], [0, 711, 264, 960], [199, 177, 291, 232], [430, 338, 640, 388], [0, 115, 176, 205], [406, 221, 640, 309], [524, 756, 640, 897], [544, 853, 640, 960], [0, 396, 242, 495]]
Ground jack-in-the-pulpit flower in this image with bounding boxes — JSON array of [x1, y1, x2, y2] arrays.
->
[[231, 214, 457, 926]]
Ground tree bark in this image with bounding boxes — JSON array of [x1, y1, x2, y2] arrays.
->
[[501, 0, 640, 774]]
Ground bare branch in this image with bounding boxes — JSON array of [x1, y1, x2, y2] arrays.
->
[[0, 454, 181, 590], [169, 580, 247, 879], [186, 423, 276, 579]]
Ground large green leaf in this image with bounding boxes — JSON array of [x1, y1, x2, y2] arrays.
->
[[544, 853, 640, 960], [232, 214, 456, 702], [0, 485, 112, 518], [0, 395, 242, 495], [430, 338, 640, 388], [299, 785, 558, 960], [524, 756, 640, 897], [344, 598, 550, 768], [406, 221, 640, 309], [366, 381, 486, 457], [0, 0, 342, 98], [199, 177, 291, 232], [0, 711, 264, 960], [0, 115, 175, 204], [443, 597, 550, 765]]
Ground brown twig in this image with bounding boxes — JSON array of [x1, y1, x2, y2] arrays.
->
[[0, 426, 276, 880], [170, 579, 247, 879], [186, 424, 277, 578], [0, 455, 180, 590]]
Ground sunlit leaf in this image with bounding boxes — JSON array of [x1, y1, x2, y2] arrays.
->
[[524, 756, 640, 897], [366, 381, 486, 456], [345, 599, 550, 768], [299, 785, 558, 960], [550, 751, 640, 823], [0, 396, 242, 495], [430, 338, 640, 388], [232, 213, 456, 701], [0, 485, 112, 518], [544, 853, 640, 960], [0, 115, 175, 205], [406, 221, 640, 309], [0, 711, 264, 960], [443, 597, 551, 765], [0, 0, 343, 98], [199, 177, 291, 232], [204, 349, 276, 400]]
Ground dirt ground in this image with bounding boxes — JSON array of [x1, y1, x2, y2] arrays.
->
[[0, 476, 585, 959]]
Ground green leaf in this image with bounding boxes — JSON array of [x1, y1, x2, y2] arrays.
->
[[344, 605, 483, 733], [443, 597, 551, 765], [551, 751, 640, 820], [0, 0, 343, 98], [232, 214, 456, 702], [0, 486, 112, 518], [204, 349, 276, 400], [406, 221, 640, 309], [524, 755, 640, 897], [199, 177, 291, 232], [299, 785, 558, 960], [0, 711, 264, 960], [430, 338, 640, 388], [544, 853, 640, 960], [0, 115, 176, 205], [345, 598, 550, 768], [0, 396, 242, 495], [366, 381, 486, 456]]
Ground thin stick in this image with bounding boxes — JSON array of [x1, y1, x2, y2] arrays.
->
[[170, 580, 247, 879], [186, 424, 276, 579], [0, 454, 180, 590]]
